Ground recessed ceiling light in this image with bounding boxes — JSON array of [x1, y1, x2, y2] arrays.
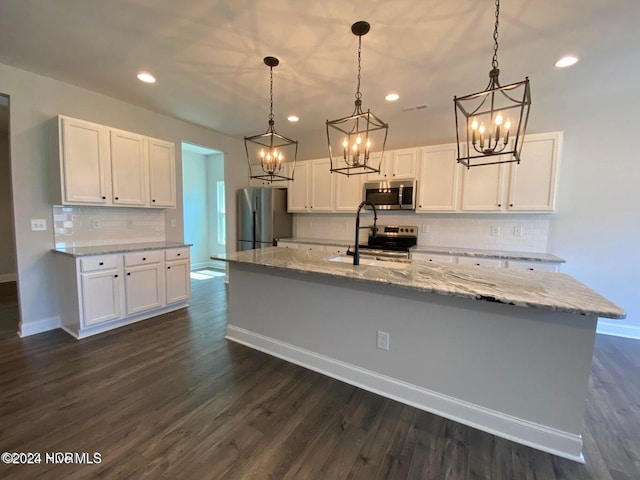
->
[[554, 55, 579, 68], [385, 93, 400, 102], [287, 115, 299, 122], [137, 72, 156, 83]]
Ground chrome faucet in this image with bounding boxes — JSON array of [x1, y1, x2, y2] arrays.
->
[[354, 201, 378, 265]]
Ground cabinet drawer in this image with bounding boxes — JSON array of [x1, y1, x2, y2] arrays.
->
[[165, 247, 190, 261], [124, 250, 162, 267], [80, 255, 120, 272]]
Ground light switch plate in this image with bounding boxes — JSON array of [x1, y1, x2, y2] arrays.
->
[[31, 219, 47, 231]]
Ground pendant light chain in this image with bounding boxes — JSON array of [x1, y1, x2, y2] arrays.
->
[[492, 0, 500, 70], [269, 65, 274, 122], [355, 34, 362, 101]]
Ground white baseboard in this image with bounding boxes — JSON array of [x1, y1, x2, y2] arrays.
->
[[192, 260, 226, 271], [0, 273, 17, 283], [597, 320, 640, 340], [19, 315, 61, 337], [226, 325, 585, 463]]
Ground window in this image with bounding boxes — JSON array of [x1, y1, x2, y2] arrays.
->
[[217, 181, 226, 245]]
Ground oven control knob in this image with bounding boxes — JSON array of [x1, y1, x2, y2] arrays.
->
[[400, 228, 404, 232]]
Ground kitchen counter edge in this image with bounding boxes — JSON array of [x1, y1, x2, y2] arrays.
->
[[52, 242, 192, 258]]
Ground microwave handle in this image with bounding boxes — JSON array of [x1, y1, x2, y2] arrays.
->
[[398, 185, 404, 209]]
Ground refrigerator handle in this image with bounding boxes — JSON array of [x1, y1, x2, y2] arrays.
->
[[252, 209, 257, 249]]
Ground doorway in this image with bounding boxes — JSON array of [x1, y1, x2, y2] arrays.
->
[[182, 142, 226, 278], [0, 94, 19, 335]]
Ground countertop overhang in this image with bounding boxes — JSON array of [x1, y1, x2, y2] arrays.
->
[[52, 241, 192, 257], [216, 247, 624, 319]]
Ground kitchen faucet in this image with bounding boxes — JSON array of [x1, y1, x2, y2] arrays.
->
[[354, 201, 378, 265]]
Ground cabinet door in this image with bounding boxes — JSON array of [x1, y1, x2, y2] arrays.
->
[[124, 263, 164, 315], [461, 162, 507, 211], [506, 260, 560, 272], [148, 138, 176, 208], [287, 162, 309, 212], [457, 256, 503, 268], [507, 132, 562, 212], [411, 252, 455, 264], [365, 152, 389, 181], [166, 260, 191, 304], [81, 269, 122, 326], [418, 144, 461, 212], [310, 159, 334, 211], [110, 129, 147, 206], [335, 172, 364, 212], [60, 117, 111, 205], [391, 148, 418, 179]]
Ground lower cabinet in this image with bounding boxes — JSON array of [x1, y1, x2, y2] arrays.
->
[[59, 246, 191, 339]]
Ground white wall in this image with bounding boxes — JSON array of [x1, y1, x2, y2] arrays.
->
[[183, 150, 210, 268], [0, 62, 246, 335]]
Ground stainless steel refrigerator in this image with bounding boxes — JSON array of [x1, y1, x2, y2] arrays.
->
[[237, 188, 292, 251]]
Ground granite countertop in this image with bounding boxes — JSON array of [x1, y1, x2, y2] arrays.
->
[[215, 247, 624, 319], [52, 241, 192, 257], [279, 237, 565, 263]]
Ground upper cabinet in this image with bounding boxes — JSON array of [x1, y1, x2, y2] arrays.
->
[[52, 115, 177, 208], [417, 144, 461, 212], [287, 162, 310, 212], [287, 159, 334, 212], [366, 148, 418, 181], [334, 171, 364, 212], [148, 137, 176, 208], [460, 132, 562, 213]]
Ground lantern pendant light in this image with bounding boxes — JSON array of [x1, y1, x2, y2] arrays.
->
[[245, 56, 298, 183], [326, 21, 389, 176], [454, 0, 531, 168]]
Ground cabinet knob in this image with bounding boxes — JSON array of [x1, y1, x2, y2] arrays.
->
[[127, 272, 131, 276], [142, 257, 146, 261], [177, 253, 181, 256], [114, 274, 118, 278], [167, 266, 171, 270], [498, 203, 502, 207], [419, 205, 422, 208], [115, 197, 119, 200], [99, 262, 104, 266], [510, 203, 514, 207], [101, 196, 106, 200], [152, 199, 156, 203]]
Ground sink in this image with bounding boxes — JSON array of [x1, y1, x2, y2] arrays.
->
[[327, 255, 410, 270]]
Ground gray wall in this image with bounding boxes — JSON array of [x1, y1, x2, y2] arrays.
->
[[0, 62, 246, 333]]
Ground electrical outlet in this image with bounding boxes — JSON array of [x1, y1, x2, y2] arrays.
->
[[377, 330, 390, 351], [30, 219, 47, 231], [91, 219, 100, 230], [420, 224, 430, 234], [491, 226, 500, 237], [513, 225, 523, 237]]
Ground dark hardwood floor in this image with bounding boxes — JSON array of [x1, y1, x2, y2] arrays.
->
[[0, 275, 638, 479]]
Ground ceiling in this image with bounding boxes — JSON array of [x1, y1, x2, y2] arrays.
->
[[0, 0, 638, 155]]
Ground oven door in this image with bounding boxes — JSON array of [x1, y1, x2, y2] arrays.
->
[[363, 180, 416, 210]]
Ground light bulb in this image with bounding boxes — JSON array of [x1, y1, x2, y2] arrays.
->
[[479, 125, 486, 134], [471, 118, 479, 130], [352, 144, 358, 152], [356, 136, 362, 145], [366, 139, 371, 148], [495, 114, 503, 126], [343, 138, 348, 148], [504, 120, 511, 130], [260, 149, 265, 158]]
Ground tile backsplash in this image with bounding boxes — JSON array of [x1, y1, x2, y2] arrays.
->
[[294, 213, 550, 252], [53, 206, 165, 248]]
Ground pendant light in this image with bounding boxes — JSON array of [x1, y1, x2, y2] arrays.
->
[[245, 56, 298, 183], [454, 0, 531, 168], [326, 21, 389, 176]]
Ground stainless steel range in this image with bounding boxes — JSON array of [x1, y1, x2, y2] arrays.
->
[[348, 225, 418, 259]]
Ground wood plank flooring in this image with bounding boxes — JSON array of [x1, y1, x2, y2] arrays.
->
[[0, 275, 639, 479]]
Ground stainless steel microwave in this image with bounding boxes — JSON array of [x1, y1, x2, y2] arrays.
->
[[363, 180, 417, 210]]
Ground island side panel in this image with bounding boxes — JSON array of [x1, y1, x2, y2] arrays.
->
[[226, 262, 597, 461]]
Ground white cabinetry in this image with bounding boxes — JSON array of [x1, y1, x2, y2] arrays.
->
[[366, 148, 418, 180], [456, 256, 503, 268], [276, 240, 298, 249], [80, 256, 123, 326], [52, 115, 177, 208], [124, 251, 164, 315], [165, 248, 191, 304], [460, 132, 562, 213], [56, 116, 111, 205], [411, 252, 455, 264], [110, 129, 147, 206], [287, 159, 334, 212], [334, 173, 364, 212], [148, 137, 177, 207], [506, 260, 560, 272], [58, 246, 191, 339], [417, 144, 461, 212]]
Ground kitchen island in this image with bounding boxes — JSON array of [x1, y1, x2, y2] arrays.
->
[[215, 247, 624, 462]]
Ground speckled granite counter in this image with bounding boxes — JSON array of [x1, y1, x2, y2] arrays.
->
[[216, 247, 623, 319], [278, 237, 565, 263], [52, 241, 192, 257]]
